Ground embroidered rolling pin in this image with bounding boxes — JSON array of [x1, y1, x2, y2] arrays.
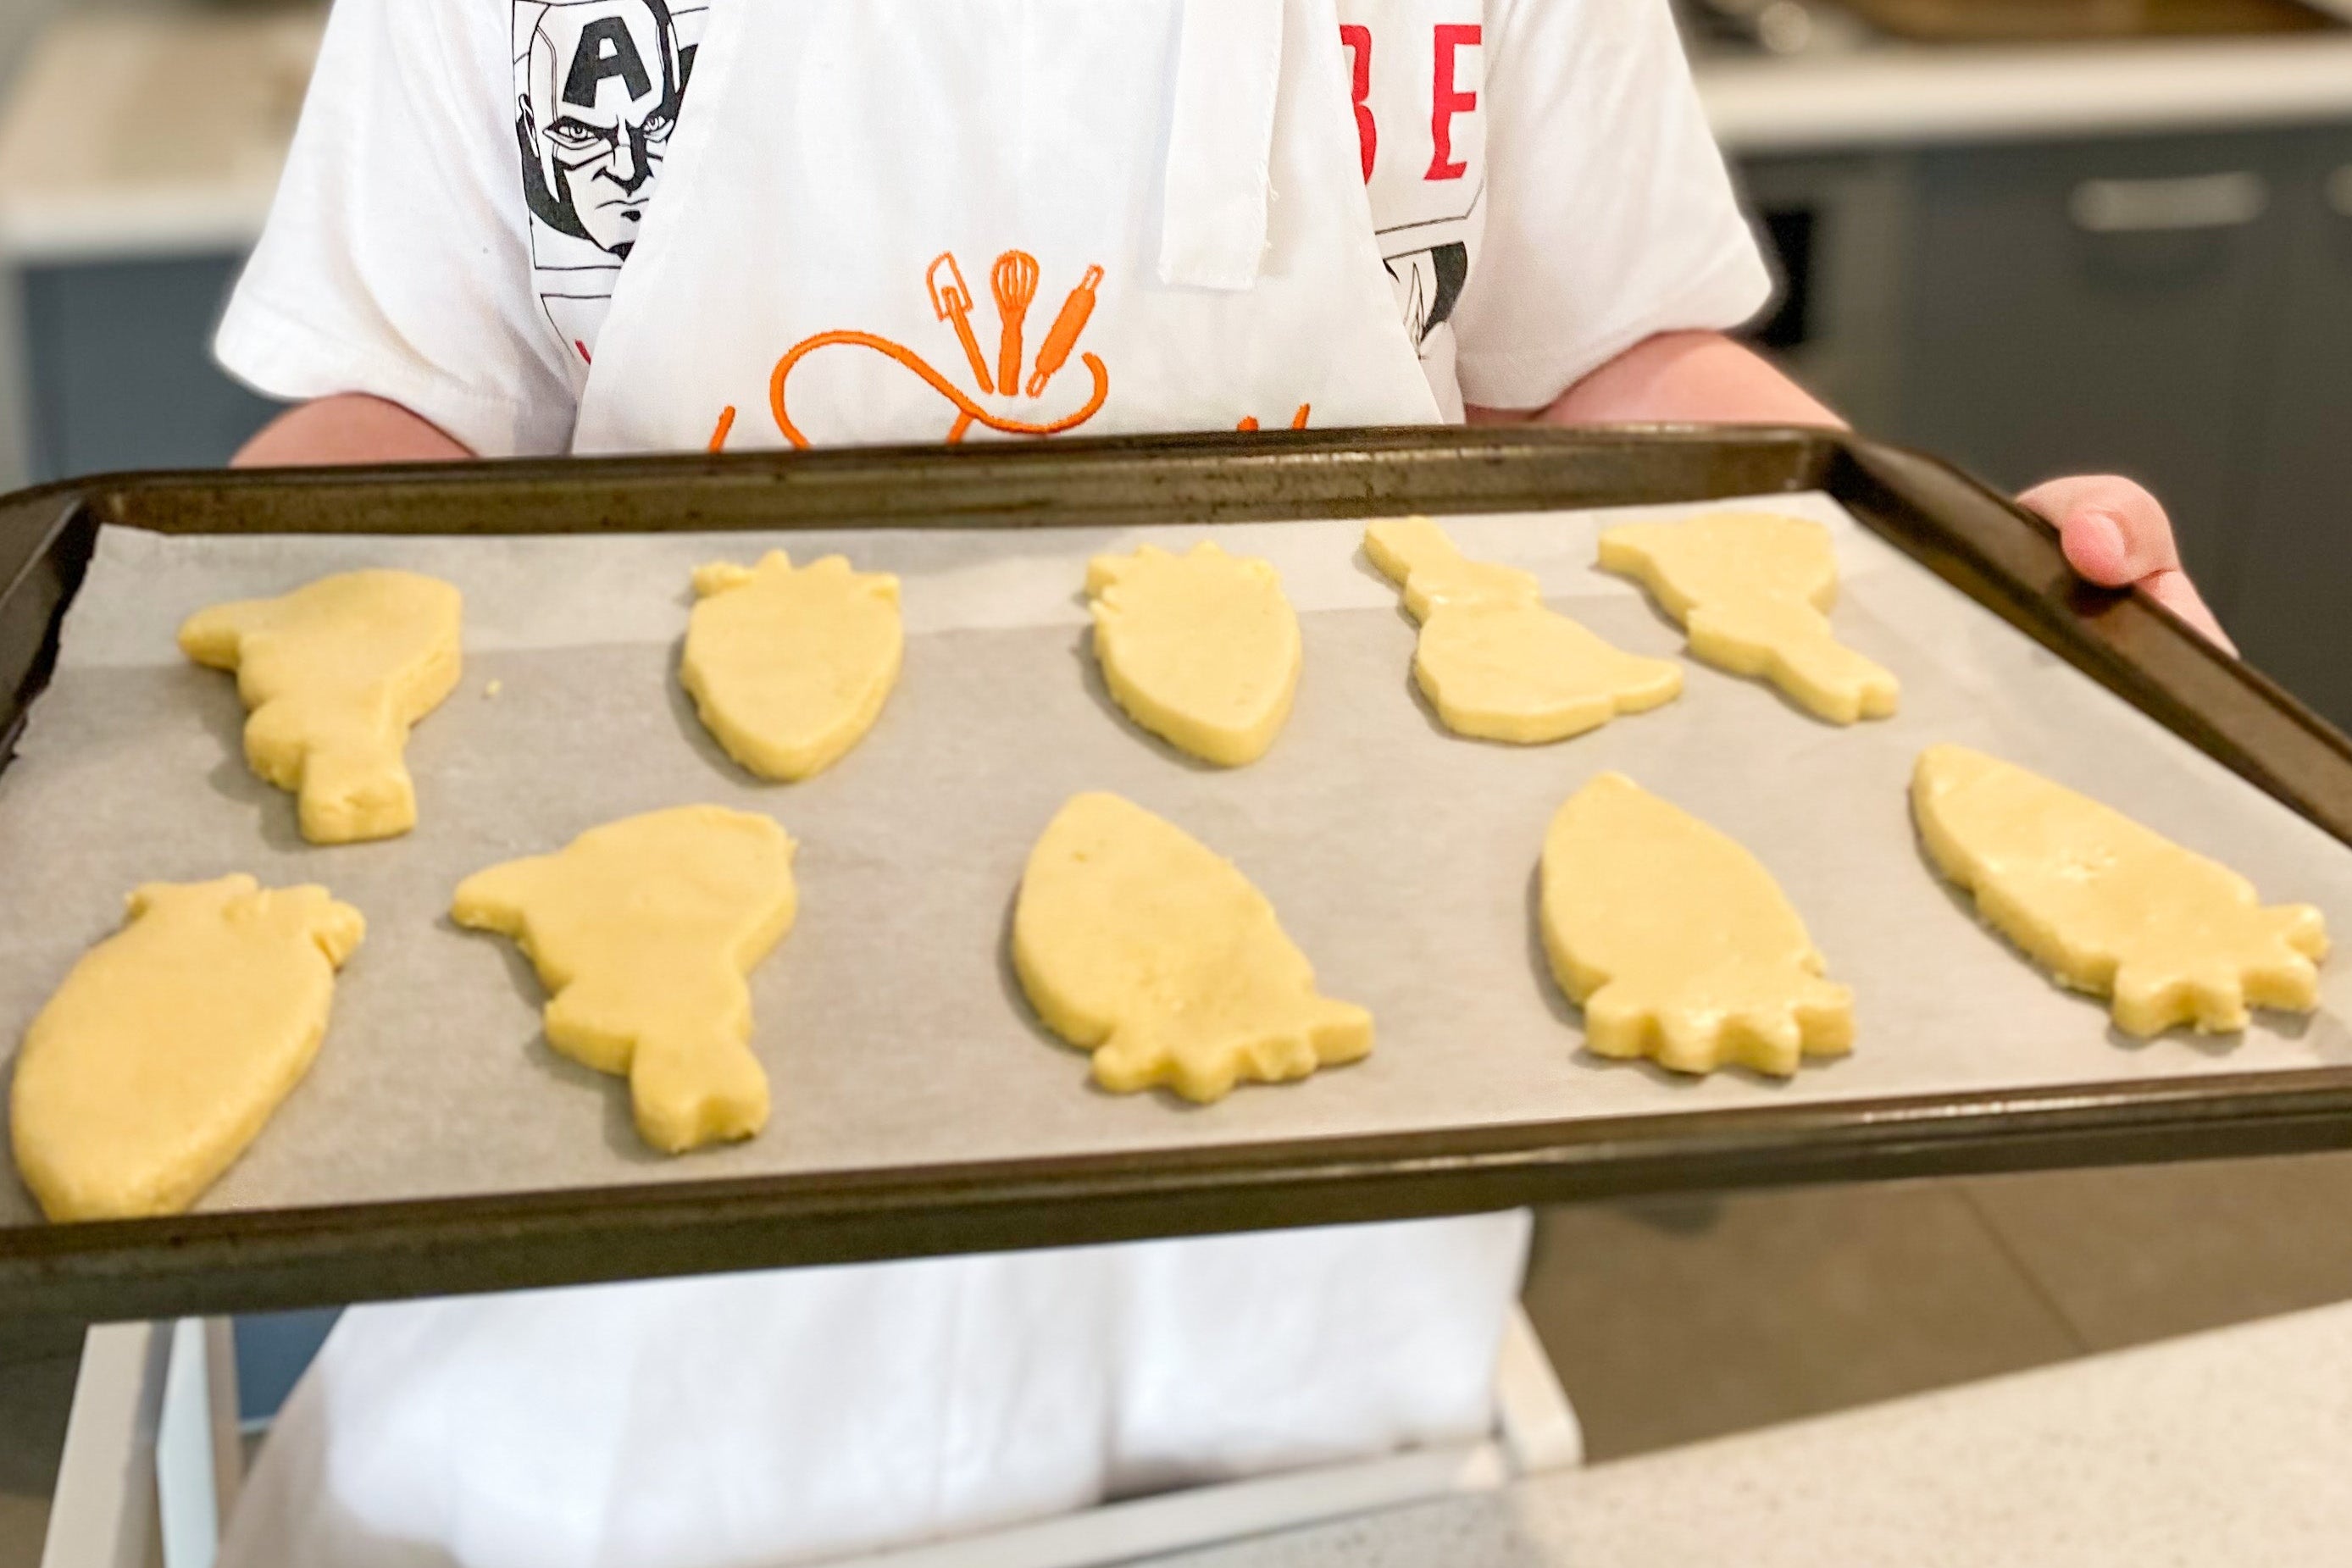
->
[[1029, 265, 1105, 397]]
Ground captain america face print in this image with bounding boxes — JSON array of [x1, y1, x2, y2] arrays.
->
[[514, 0, 708, 368], [518, 0, 692, 258]]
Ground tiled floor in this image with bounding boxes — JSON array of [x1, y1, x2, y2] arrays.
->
[[1527, 1150, 2352, 1461], [1522, 1176, 2089, 1460], [9, 1151, 2352, 1561]]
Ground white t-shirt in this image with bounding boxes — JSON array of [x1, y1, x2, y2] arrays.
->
[[219, 0, 1767, 454]]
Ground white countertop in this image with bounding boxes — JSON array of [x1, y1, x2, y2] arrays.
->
[[0, 7, 322, 264], [1701, 32, 2352, 154], [1, 5, 2351, 261], [1144, 1298, 2352, 1567]]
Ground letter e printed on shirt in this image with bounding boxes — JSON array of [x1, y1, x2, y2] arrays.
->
[[1336, 0, 1484, 418]]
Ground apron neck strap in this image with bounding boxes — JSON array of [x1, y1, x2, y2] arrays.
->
[[1158, 0, 1286, 292]]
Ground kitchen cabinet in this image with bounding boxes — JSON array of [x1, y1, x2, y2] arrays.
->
[[1738, 125, 2352, 730], [2228, 131, 2352, 729], [21, 254, 281, 482], [1729, 152, 1914, 432], [1885, 129, 2296, 608]]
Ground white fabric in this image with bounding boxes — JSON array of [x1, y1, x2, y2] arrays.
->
[[209, 2, 1764, 1563], [571, 0, 1437, 452], [218, 0, 1768, 453], [220, 1218, 1534, 1568], [1160, 0, 1286, 291]]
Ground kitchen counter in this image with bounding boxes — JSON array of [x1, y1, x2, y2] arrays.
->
[[1141, 1299, 2352, 1567], [3, 4, 2352, 261], [1700, 28, 2352, 153], [0, 7, 320, 263]]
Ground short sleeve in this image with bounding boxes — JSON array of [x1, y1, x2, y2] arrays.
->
[[216, 0, 578, 457], [1450, 0, 1771, 412]]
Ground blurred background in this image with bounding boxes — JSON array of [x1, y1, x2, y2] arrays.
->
[[0, 0, 2345, 720]]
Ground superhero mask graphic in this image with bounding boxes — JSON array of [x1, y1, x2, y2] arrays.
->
[[515, 0, 691, 260]]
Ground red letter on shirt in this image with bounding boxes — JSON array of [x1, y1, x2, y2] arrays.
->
[[1427, 24, 1479, 181], [1340, 25, 1375, 183]]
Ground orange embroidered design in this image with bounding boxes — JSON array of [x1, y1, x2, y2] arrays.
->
[[742, 251, 1112, 451]]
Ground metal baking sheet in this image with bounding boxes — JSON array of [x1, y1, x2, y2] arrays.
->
[[3, 428, 2349, 1326]]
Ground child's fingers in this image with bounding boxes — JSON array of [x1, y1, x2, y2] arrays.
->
[[2017, 475, 2233, 651], [2142, 568, 2237, 654], [2018, 474, 2180, 586]]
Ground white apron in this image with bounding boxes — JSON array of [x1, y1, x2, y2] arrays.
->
[[225, 4, 1528, 1565], [570, 0, 1444, 452]]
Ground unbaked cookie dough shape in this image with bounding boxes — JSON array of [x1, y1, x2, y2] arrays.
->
[[1086, 543, 1301, 767], [681, 551, 904, 781], [1012, 792, 1371, 1102], [179, 570, 463, 844], [1540, 773, 1854, 1077], [1597, 512, 1898, 724], [1913, 745, 2328, 1036], [11, 876, 363, 1222], [452, 806, 797, 1154], [1363, 517, 1680, 743]]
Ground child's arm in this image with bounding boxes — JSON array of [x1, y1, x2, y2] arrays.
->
[[1474, 330, 2228, 650], [1469, 330, 1840, 430], [212, 0, 578, 466], [234, 396, 474, 468]]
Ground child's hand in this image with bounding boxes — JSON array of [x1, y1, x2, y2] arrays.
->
[[2017, 475, 2234, 654]]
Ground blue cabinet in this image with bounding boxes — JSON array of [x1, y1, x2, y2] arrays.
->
[[21, 254, 282, 482]]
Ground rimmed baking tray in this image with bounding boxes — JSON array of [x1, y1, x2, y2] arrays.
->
[[3, 425, 2349, 1329]]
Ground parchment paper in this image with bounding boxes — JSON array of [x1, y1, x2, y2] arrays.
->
[[2, 494, 2347, 1226]]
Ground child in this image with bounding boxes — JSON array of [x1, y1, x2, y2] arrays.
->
[[216, 1, 2224, 1563]]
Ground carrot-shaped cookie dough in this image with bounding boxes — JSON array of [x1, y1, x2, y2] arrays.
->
[[681, 551, 903, 781], [1598, 512, 1897, 724], [1540, 773, 1854, 1076], [1913, 745, 2328, 1036], [1013, 793, 1369, 1102], [11, 877, 363, 1221], [1087, 543, 1301, 767], [1364, 517, 1680, 743], [180, 570, 463, 843], [452, 806, 797, 1153]]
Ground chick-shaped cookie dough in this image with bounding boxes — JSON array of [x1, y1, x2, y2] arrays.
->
[[11, 876, 363, 1222], [1086, 543, 1301, 767], [1012, 793, 1370, 1102], [1913, 745, 2328, 1036], [179, 570, 463, 843], [681, 551, 904, 782], [1364, 517, 1681, 743], [1597, 512, 1897, 724], [1541, 774, 1854, 1076], [452, 806, 797, 1154]]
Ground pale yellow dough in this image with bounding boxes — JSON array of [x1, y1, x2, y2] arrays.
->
[[1540, 773, 1854, 1076], [1363, 517, 1680, 743], [452, 806, 797, 1153], [1086, 543, 1301, 767], [681, 551, 903, 781], [1012, 792, 1370, 1102], [1597, 511, 1898, 724], [180, 570, 463, 843], [11, 877, 363, 1222], [1913, 745, 2328, 1036]]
